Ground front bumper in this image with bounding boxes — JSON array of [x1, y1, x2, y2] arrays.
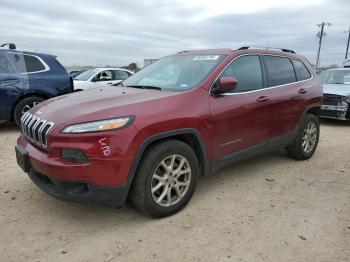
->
[[321, 104, 349, 120], [27, 169, 128, 207], [16, 133, 136, 206]]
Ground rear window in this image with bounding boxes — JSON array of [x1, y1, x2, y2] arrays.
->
[[264, 56, 296, 87], [7, 53, 46, 73], [293, 59, 311, 81]]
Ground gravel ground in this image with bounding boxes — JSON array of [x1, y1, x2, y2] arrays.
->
[[0, 120, 349, 262]]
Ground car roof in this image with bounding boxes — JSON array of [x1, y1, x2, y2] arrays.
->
[[174, 48, 301, 59], [93, 67, 131, 72], [0, 48, 55, 58]]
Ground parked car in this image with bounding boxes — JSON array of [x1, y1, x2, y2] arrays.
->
[[73, 68, 133, 91], [319, 68, 350, 120], [0, 43, 73, 125], [343, 59, 350, 68], [15, 47, 322, 217], [69, 70, 82, 78]]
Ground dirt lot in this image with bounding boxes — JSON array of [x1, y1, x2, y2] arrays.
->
[[0, 120, 349, 262]]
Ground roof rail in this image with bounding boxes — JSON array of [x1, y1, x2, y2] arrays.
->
[[237, 46, 295, 54], [1, 43, 16, 49]]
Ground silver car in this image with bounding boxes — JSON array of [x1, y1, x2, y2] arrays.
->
[[320, 68, 350, 120]]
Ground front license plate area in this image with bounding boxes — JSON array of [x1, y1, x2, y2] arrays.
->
[[15, 145, 31, 172]]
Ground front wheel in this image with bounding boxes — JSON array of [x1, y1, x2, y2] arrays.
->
[[287, 114, 320, 160], [129, 140, 199, 218]]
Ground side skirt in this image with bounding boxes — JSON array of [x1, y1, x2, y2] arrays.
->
[[210, 132, 296, 175]]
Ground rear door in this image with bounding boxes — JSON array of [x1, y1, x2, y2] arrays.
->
[[209, 55, 272, 161], [263, 55, 310, 144]]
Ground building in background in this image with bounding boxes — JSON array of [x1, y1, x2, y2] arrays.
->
[[144, 59, 158, 68]]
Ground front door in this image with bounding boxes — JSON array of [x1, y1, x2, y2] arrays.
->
[[209, 55, 272, 161]]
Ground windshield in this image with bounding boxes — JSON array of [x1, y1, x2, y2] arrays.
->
[[74, 69, 96, 81], [122, 55, 225, 91], [319, 70, 350, 85]]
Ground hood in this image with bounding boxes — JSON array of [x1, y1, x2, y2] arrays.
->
[[30, 86, 178, 127], [323, 84, 350, 97]]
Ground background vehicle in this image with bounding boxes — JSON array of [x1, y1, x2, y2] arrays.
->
[[16, 47, 322, 217], [319, 68, 350, 120], [69, 70, 82, 78], [343, 59, 350, 68], [0, 43, 73, 125], [73, 68, 133, 91]]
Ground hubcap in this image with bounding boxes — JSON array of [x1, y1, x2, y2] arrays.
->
[[301, 122, 317, 153], [151, 154, 191, 207], [21, 102, 40, 114]]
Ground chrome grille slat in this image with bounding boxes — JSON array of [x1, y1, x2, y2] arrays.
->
[[20, 112, 54, 149]]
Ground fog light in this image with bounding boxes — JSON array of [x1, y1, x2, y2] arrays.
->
[[61, 149, 89, 163]]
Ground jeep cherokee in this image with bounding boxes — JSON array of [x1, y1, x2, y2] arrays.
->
[[15, 47, 323, 217]]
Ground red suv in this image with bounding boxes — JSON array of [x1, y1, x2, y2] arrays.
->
[[15, 47, 322, 217]]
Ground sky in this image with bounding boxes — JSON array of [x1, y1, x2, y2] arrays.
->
[[0, 0, 349, 67]]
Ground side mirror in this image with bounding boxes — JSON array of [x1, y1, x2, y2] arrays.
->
[[212, 76, 237, 94]]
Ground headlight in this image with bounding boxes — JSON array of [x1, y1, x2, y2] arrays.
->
[[345, 96, 350, 104], [62, 116, 134, 134]]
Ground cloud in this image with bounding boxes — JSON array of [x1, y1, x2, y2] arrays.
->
[[0, 0, 348, 67]]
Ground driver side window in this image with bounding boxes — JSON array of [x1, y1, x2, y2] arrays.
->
[[221, 55, 263, 93], [94, 70, 113, 81]]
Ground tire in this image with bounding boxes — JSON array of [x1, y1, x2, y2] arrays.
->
[[14, 96, 45, 126], [129, 140, 199, 218], [287, 114, 320, 160]]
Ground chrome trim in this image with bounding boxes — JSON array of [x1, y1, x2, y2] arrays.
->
[[220, 138, 242, 147], [20, 112, 54, 149], [209, 53, 314, 96]]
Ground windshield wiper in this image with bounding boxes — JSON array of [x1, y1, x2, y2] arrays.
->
[[125, 85, 162, 90]]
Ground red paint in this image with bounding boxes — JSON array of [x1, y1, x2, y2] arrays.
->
[[17, 49, 322, 187]]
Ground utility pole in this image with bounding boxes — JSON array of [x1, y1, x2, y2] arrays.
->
[[316, 22, 331, 69], [344, 27, 350, 60]]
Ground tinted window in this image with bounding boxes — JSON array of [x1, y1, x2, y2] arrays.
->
[[114, 70, 129, 80], [264, 56, 296, 87], [0, 53, 12, 73], [293, 59, 311, 81], [24, 55, 46, 72], [7, 53, 46, 73], [221, 55, 263, 92]]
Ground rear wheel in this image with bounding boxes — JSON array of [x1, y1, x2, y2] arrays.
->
[[14, 96, 44, 126], [129, 140, 199, 218], [287, 114, 320, 160]]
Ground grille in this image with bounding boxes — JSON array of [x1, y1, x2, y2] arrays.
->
[[21, 112, 54, 149], [323, 94, 343, 106]]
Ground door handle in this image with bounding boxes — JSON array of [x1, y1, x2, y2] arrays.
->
[[256, 96, 270, 102], [107, 82, 113, 85], [298, 88, 307, 94]]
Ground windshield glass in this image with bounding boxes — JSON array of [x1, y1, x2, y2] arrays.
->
[[74, 69, 96, 81], [122, 55, 225, 91], [319, 70, 350, 85]]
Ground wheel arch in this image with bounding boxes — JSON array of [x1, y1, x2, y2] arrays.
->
[[10, 92, 49, 120], [126, 128, 210, 188]]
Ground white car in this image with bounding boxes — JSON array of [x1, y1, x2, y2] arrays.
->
[[73, 68, 133, 91]]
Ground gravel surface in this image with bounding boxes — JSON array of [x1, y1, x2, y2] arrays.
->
[[0, 120, 349, 262]]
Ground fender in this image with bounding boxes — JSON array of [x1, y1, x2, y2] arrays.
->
[[125, 128, 210, 188]]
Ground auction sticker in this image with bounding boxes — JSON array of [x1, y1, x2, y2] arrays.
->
[[193, 55, 220, 61]]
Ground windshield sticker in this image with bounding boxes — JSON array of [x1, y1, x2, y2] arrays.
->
[[193, 55, 220, 61], [180, 84, 188, 88]]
